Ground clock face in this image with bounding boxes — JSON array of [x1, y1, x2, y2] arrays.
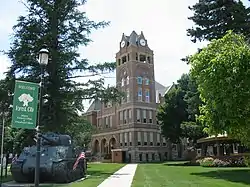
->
[[140, 39, 146, 46], [121, 40, 126, 48]]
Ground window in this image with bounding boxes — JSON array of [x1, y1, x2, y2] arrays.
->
[[128, 109, 132, 121], [144, 132, 147, 145], [146, 153, 149, 162], [149, 110, 153, 123], [105, 117, 108, 128], [152, 153, 155, 161], [125, 133, 128, 146], [123, 110, 127, 124], [138, 87, 142, 101], [137, 131, 141, 145], [157, 134, 160, 146], [129, 132, 132, 146], [120, 133, 123, 146], [163, 137, 167, 146], [122, 56, 127, 64], [119, 111, 123, 123], [118, 59, 121, 66], [147, 56, 151, 64], [123, 78, 126, 86], [136, 53, 138, 61], [121, 78, 124, 86], [126, 88, 130, 102], [136, 109, 141, 122], [126, 76, 129, 85], [139, 153, 142, 161], [98, 119, 101, 127], [127, 54, 130, 61], [145, 89, 150, 103], [139, 54, 146, 62], [137, 77, 142, 84], [110, 116, 112, 127], [144, 78, 149, 85], [143, 110, 146, 123], [165, 152, 168, 160], [150, 132, 153, 146]]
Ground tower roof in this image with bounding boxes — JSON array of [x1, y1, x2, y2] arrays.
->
[[123, 31, 147, 47]]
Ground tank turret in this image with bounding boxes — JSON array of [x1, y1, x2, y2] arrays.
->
[[40, 133, 71, 146], [10, 132, 87, 183]]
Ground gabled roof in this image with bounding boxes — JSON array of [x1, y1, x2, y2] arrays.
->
[[155, 81, 166, 90], [86, 99, 101, 113], [165, 83, 175, 94]]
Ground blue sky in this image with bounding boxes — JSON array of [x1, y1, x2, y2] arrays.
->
[[0, 0, 249, 110]]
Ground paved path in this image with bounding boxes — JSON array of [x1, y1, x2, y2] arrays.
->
[[97, 164, 138, 187]]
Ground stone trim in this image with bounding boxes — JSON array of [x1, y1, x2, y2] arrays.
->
[[92, 128, 160, 137]]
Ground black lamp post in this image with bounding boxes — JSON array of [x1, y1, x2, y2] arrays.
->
[[34, 45, 49, 187]]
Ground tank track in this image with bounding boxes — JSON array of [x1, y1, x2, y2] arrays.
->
[[10, 162, 29, 183], [52, 160, 84, 183]]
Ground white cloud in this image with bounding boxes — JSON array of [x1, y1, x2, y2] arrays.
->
[[0, 0, 220, 110]]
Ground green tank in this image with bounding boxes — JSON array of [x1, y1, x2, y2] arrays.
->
[[10, 132, 87, 183]]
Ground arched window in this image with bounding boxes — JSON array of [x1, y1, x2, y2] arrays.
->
[[126, 76, 129, 85], [144, 77, 150, 85]]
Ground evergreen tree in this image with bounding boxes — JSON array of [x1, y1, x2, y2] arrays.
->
[[157, 74, 206, 147], [4, 0, 121, 133], [187, 0, 250, 42], [157, 84, 188, 144]]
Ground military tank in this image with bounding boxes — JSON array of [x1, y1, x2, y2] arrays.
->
[[10, 132, 87, 183]]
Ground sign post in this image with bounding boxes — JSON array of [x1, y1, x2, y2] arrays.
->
[[11, 80, 39, 129]]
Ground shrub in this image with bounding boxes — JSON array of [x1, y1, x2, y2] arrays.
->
[[200, 157, 215, 167], [244, 155, 250, 167], [198, 156, 247, 167], [213, 158, 230, 167]]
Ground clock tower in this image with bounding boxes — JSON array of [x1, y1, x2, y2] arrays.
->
[[115, 31, 160, 162]]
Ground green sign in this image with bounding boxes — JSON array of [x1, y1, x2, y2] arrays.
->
[[11, 80, 39, 129]]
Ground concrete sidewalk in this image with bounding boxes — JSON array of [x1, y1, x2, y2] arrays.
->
[[97, 164, 138, 187]]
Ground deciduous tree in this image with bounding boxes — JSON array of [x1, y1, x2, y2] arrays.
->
[[189, 31, 250, 145]]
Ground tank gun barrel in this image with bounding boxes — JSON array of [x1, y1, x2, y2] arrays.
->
[[40, 135, 58, 145]]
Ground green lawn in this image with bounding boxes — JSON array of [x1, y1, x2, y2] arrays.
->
[[70, 163, 124, 187], [132, 162, 250, 187], [3, 163, 124, 187]]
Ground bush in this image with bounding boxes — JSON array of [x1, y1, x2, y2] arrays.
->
[[200, 157, 215, 167], [244, 155, 250, 167], [198, 156, 247, 167]]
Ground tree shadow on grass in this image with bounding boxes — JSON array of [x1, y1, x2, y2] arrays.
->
[[164, 161, 199, 167], [86, 170, 129, 179], [191, 169, 250, 185], [87, 170, 113, 177]]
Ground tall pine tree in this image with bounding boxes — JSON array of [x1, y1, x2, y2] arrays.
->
[[4, 0, 120, 133], [187, 0, 250, 42]]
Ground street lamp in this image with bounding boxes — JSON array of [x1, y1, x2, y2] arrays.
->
[[34, 45, 49, 187], [0, 111, 6, 184]]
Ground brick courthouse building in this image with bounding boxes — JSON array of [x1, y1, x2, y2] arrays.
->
[[84, 31, 186, 162]]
